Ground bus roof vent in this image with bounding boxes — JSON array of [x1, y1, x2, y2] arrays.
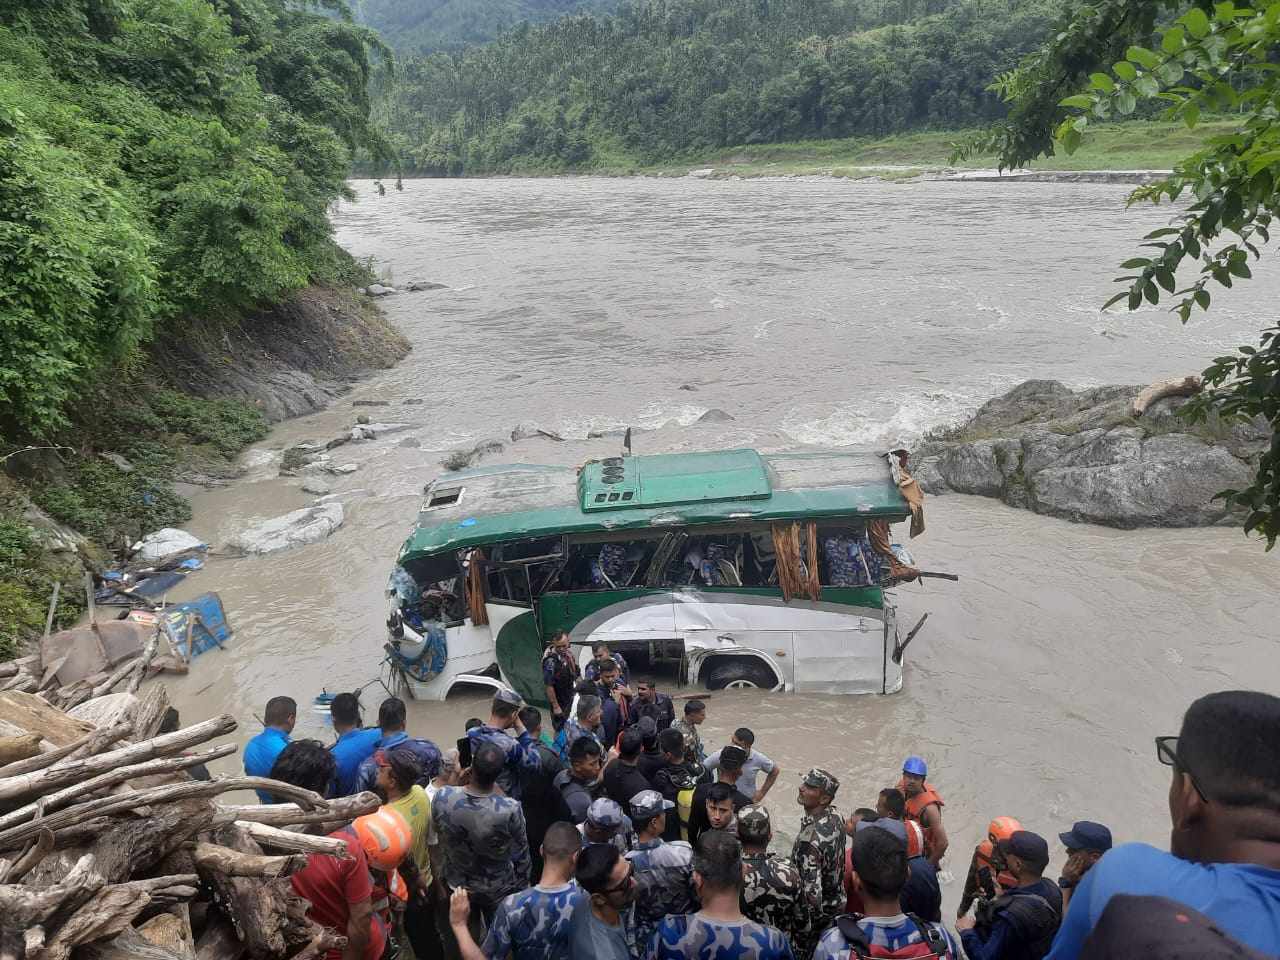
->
[[579, 449, 771, 513]]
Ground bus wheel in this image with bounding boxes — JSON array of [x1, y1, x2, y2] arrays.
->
[[705, 658, 776, 691]]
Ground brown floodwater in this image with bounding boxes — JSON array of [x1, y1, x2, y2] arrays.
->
[[164, 176, 1279, 915]]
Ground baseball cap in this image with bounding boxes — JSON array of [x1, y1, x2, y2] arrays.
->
[[630, 790, 675, 820], [586, 798, 625, 829], [999, 830, 1050, 866], [737, 805, 772, 842], [902, 755, 927, 777], [1082, 895, 1269, 959], [802, 767, 840, 797], [1059, 820, 1112, 853], [719, 745, 748, 771], [493, 688, 523, 707], [856, 817, 907, 846]]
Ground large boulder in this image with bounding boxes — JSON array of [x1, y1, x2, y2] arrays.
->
[[226, 503, 344, 554], [133, 528, 206, 562]]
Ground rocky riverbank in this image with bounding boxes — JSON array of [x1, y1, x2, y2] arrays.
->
[[914, 380, 1267, 528]]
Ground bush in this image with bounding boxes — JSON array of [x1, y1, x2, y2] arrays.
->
[[0, 512, 85, 659], [32, 458, 192, 549], [146, 390, 269, 459]]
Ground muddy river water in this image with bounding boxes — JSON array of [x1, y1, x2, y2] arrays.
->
[[167, 176, 1278, 912]]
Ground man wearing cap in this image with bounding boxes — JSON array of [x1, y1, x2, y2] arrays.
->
[[957, 830, 1062, 960], [739, 805, 804, 944], [687, 746, 752, 846], [630, 679, 675, 732], [627, 789, 696, 949], [900, 755, 949, 867], [580, 797, 636, 855], [603, 728, 653, 816], [793, 767, 848, 956], [467, 690, 542, 801], [672, 699, 707, 765], [374, 748, 438, 959], [1056, 821, 1111, 912]]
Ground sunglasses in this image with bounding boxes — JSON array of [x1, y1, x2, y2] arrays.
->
[[1155, 736, 1210, 803], [602, 864, 634, 895]]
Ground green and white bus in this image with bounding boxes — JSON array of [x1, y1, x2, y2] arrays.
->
[[386, 448, 926, 704]]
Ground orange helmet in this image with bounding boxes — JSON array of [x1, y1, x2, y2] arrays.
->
[[353, 807, 412, 871], [987, 816, 1022, 846]]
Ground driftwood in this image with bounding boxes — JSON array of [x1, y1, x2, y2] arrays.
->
[[193, 917, 245, 960], [0, 691, 94, 745], [128, 630, 163, 697], [0, 743, 235, 832], [0, 776, 325, 850], [80, 927, 190, 960], [0, 714, 236, 805], [215, 790, 380, 828], [137, 908, 197, 960], [0, 721, 133, 780], [132, 684, 172, 741], [0, 657, 38, 680], [41, 876, 201, 960], [0, 735, 41, 767], [1131, 374, 1203, 415], [0, 828, 54, 882], [191, 841, 308, 878], [237, 821, 350, 858], [203, 825, 311, 958]]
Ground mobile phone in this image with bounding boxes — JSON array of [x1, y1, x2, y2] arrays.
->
[[457, 736, 473, 769]]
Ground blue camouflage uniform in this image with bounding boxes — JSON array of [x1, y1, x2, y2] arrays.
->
[[646, 914, 796, 960], [558, 716, 606, 762], [627, 837, 696, 950], [811, 915, 959, 960], [432, 785, 531, 910], [468, 724, 542, 800], [482, 881, 587, 960], [353, 730, 442, 794]]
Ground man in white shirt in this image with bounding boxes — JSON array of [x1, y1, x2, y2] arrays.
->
[[705, 727, 780, 803]]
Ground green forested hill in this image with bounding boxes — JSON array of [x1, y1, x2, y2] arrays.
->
[[350, 0, 620, 53], [0, 0, 387, 434], [374, 0, 1069, 175]]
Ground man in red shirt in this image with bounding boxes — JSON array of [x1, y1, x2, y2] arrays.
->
[[270, 739, 378, 960]]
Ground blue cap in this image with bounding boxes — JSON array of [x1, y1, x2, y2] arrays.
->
[[856, 817, 907, 846], [586, 798, 625, 829], [903, 756, 927, 777], [1059, 820, 1112, 853]]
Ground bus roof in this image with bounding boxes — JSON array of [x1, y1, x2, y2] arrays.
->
[[397, 448, 911, 562]]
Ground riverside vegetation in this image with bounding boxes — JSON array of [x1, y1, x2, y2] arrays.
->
[[0, 0, 403, 655]]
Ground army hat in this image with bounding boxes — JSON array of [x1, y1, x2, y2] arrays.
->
[[493, 688, 523, 707], [737, 804, 772, 842], [802, 767, 841, 797], [586, 797, 626, 829], [631, 789, 675, 820]]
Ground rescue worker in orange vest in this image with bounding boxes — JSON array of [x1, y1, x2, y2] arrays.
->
[[899, 756, 948, 867], [959, 816, 1024, 918]]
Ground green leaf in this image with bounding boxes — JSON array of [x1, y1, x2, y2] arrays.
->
[[1184, 102, 1201, 129], [1162, 25, 1186, 53], [1059, 94, 1094, 109], [1102, 291, 1130, 310], [1116, 91, 1137, 115], [1156, 267, 1177, 291], [1213, 1, 1236, 22], [1183, 7, 1211, 37], [1113, 61, 1138, 81], [1144, 227, 1182, 238], [1135, 75, 1160, 97], [1128, 288, 1144, 311], [1144, 280, 1160, 304], [1228, 260, 1253, 278], [1177, 302, 1192, 322], [1126, 46, 1160, 69], [1120, 257, 1153, 268], [1089, 72, 1116, 92]]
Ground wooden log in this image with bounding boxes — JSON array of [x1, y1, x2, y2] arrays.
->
[[0, 714, 235, 805], [192, 841, 308, 878], [79, 927, 189, 960], [0, 691, 95, 746], [1132, 374, 1203, 415], [0, 864, 101, 960], [138, 908, 196, 960], [90, 655, 142, 701], [193, 917, 245, 960], [0, 734, 41, 767], [237, 821, 350, 858], [203, 825, 296, 958], [0, 656, 37, 680], [132, 684, 173, 741], [128, 629, 163, 696], [0, 721, 133, 779], [0, 827, 54, 882], [0, 776, 325, 850], [41, 876, 200, 960], [0, 743, 234, 832], [288, 928, 348, 960], [215, 790, 380, 828]]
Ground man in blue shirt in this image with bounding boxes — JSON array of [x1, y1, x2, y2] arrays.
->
[[353, 696, 441, 794], [243, 696, 295, 803], [1046, 689, 1280, 960], [467, 689, 543, 801], [328, 692, 380, 797]]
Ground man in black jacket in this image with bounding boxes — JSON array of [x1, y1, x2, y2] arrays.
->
[[957, 830, 1063, 960], [518, 707, 574, 879], [651, 727, 702, 841], [685, 746, 752, 846], [603, 728, 653, 818]]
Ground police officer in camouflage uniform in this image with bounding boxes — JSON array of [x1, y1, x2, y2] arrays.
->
[[792, 767, 847, 957], [466, 689, 542, 800], [738, 805, 804, 945], [626, 789, 697, 950]]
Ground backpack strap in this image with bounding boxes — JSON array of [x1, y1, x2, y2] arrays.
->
[[835, 915, 873, 959], [905, 914, 951, 958]]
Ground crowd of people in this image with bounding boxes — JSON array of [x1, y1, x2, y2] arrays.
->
[[241, 640, 1280, 960]]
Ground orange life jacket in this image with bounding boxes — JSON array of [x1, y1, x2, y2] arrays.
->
[[975, 840, 1019, 890], [898, 779, 944, 858]]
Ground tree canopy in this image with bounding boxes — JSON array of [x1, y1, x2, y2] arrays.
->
[[960, 0, 1280, 547], [372, 0, 1064, 176], [0, 0, 389, 435], [349, 0, 620, 53]]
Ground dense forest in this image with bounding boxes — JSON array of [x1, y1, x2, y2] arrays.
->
[[373, 0, 1069, 175], [0, 0, 387, 435], [349, 0, 619, 52]]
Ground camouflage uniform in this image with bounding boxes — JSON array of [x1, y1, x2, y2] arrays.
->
[[791, 769, 847, 957], [467, 723, 542, 800], [738, 805, 804, 944], [431, 785, 530, 910], [671, 717, 705, 765], [628, 837, 696, 950], [646, 914, 796, 960], [482, 882, 586, 960]]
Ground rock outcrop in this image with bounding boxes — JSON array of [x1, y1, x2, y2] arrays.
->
[[915, 380, 1267, 528], [226, 503, 345, 554]]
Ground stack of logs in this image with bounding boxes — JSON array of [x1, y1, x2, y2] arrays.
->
[[0, 654, 380, 960]]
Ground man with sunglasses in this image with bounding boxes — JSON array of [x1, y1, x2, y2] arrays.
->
[[1045, 690, 1280, 960], [573, 843, 637, 959]]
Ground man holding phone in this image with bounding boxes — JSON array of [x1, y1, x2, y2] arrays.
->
[[465, 690, 541, 800]]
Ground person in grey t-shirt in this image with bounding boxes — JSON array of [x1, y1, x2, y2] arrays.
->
[[704, 727, 780, 803], [572, 842, 637, 959]]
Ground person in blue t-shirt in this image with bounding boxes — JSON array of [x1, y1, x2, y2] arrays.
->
[[352, 696, 442, 794], [449, 821, 586, 960], [1046, 690, 1280, 960], [328, 692, 381, 797], [243, 696, 295, 803]]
